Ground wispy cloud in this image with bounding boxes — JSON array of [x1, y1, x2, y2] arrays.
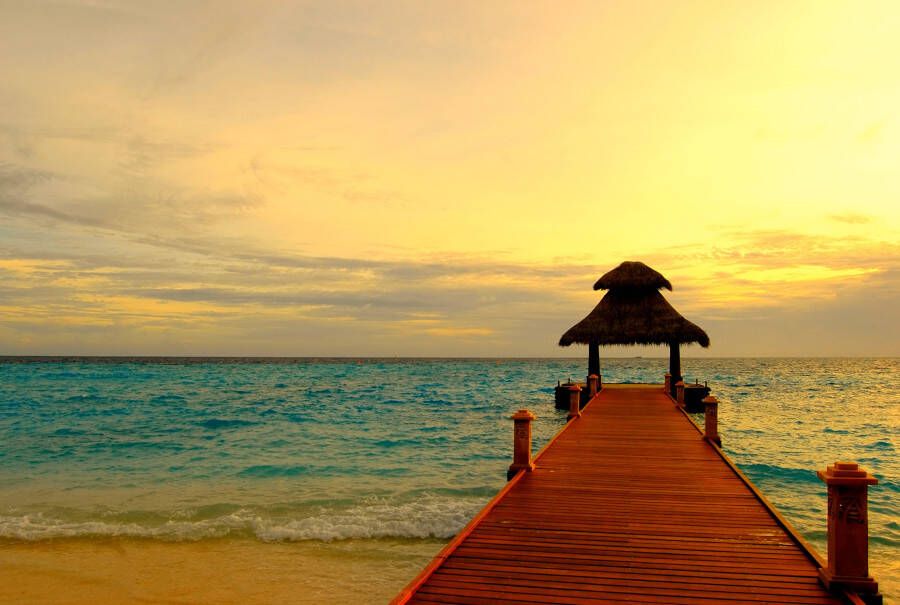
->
[[829, 212, 873, 225], [1, 2, 899, 356]]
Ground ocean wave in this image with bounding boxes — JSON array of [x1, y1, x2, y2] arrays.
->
[[0, 496, 484, 543], [237, 464, 314, 477], [252, 497, 481, 541], [736, 462, 821, 486], [196, 418, 259, 430]]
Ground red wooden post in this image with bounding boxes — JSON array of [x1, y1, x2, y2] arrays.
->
[[507, 409, 536, 480], [664, 372, 671, 395], [567, 385, 582, 420], [817, 462, 881, 601], [703, 395, 720, 446], [675, 381, 685, 407], [587, 374, 599, 397]]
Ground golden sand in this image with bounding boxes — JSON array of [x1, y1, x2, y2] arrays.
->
[[0, 537, 439, 604]]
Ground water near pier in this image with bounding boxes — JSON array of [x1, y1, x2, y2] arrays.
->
[[0, 357, 897, 602]]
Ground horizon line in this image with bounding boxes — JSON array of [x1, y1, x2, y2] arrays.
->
[[1, 355, 896, 361]]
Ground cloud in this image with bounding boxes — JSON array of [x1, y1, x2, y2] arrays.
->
[[117, 135, 218, 177], [0, 203, 599, 355], [829, 212, 873, 225], [248, 155, 409, 209], [423, 326, 493, 337], [0, 163, 55, 190], [0, 159, 263, 237], [654, 228, 897, 277], [1, 223, 897, 356], [0, 198, 107, 229], [140, 4, 271, 98], [638, 228, 900, 326], [3, 186, 896, 354]]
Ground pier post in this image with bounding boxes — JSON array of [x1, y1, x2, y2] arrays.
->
[[703, 395, 720, 446], [817, 462, 881, 603], [587, 374, 599, 397], [567, 385, 582, 420], [507, 409, 536, 480], [675, 381, 685, 407], [664, 373, 671, 395]]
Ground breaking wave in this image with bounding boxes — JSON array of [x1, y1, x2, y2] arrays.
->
[[0, 496, 484, 543]]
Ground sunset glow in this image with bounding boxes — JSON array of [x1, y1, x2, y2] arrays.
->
[[1, 1, 898, 355]]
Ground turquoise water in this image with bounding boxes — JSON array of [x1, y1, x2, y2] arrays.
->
[[0, 358, 897, 599]]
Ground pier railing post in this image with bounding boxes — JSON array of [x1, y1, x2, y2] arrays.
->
[[703, 395, 721, 446], [567, 385, 582, 420], [675, 381, 685, 407], [507, 409, 536, 480], [664, 373, 671, 395], [587, 374, 599, 397], [817, 462, 881, 602]]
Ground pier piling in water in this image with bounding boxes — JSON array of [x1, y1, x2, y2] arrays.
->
[[587, 373, 599, 397], [567, 384, 582, 420], [817, 461, 882, 603], [507, 409, 536, 480], [675, 380, 685, 406], [703, 394, 721, 446]]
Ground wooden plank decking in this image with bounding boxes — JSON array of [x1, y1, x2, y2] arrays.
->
[[394, 384, 844, 605]]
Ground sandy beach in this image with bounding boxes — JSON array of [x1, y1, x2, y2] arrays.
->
[[0, 537, 438, 604]]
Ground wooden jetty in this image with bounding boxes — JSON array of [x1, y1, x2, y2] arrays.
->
[[392, 384, 881, 605]]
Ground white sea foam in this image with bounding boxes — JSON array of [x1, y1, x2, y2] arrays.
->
[[252, 496, 482, 542], [0, 511, 249, 541], [0, 496, 485, 542]]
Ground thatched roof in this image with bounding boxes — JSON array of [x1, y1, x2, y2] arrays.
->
[[559, 288, 710, 347], [593, 261, 672, 291]]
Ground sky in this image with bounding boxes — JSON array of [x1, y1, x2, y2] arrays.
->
[[0, 0, 898, 357]]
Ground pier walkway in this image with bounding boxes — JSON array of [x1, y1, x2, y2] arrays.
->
[[394, 384, 844, 605]]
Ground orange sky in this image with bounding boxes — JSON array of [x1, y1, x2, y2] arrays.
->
[[0, 1, 897, 356]]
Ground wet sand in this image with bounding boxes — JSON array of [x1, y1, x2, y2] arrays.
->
[[0, 537, 439, 604]]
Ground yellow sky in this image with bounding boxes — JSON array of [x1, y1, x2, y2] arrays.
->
[[0, 1, 897, 355]]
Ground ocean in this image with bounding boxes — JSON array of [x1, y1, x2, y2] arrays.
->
[[0, 357, 897, 603]]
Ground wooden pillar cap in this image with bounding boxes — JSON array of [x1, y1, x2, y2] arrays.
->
[[567, 384, 582, 391], [511, 409, 536, 421], [702, 395, 718, 404], [675, 380, 685, 386], [588, 374, 599, 379], [817, 462, 878, 486]]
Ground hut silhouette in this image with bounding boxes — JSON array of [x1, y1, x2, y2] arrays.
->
[[559, 261, 709, 393]]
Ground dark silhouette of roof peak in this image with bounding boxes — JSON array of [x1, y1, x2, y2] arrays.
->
[[593, 261, 672, 291]]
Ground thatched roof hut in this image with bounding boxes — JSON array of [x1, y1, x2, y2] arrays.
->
[[559, 261, 709, 388], [558, 288, 710, 347]]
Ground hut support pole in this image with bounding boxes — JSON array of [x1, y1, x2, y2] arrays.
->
[[669, 342, 682, 398], [588, 341, 600, 379]]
